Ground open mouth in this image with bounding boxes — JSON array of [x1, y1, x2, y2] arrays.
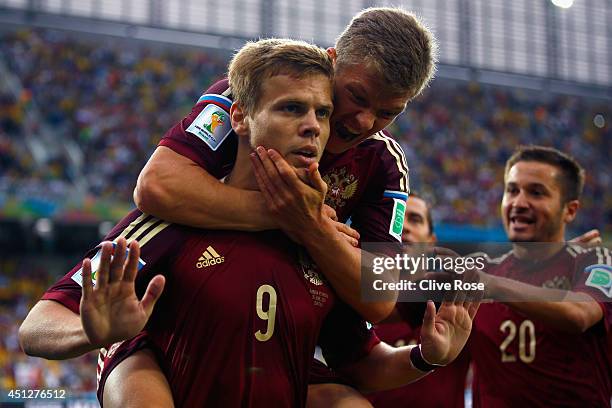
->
[[290, 146, 318, 167], [509, 215, 535, 228], [335, 122, 360, 142]]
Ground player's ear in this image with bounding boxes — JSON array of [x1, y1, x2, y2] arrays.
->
[[230, 102, 249, 137], [326, 47, 337, 66], [563, 199, 580, 224]]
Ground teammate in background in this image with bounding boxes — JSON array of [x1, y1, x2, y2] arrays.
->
[[133, 6, 438, 323], [470, 145, 611, 407], [367, 193, 470, 408], [20, 38, 478, 407]]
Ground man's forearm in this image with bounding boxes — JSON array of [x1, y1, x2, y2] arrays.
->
[[135, 146, 276, 230], [301, 220, 396, 323], [339, 343, 429, 393], [19, 300, 97, 360], [489, 276, 603, 333]]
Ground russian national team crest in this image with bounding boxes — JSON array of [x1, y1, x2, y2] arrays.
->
[[298, 248, 324, 286], [323, 167, 359, 209], [186, 104, 233, 151]]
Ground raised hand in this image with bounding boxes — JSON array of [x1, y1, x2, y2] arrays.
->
[[250, 147, 328, 244], [419, 299, 480, 366], [80, 238, 165, 348], [569, 228, 602, 248]]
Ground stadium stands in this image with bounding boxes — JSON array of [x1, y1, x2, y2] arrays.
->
[[1, 29, 608, 237]]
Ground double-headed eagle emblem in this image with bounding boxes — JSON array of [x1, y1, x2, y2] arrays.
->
[[323, 167, 359, 209]]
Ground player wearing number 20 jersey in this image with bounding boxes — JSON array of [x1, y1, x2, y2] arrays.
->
[[471, 246, 612, 407], [42, 209, 380, 407]]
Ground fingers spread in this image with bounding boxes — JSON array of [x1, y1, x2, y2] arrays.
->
[[96, 242, 113, 290], [81, 258, 93, 299], [421, 300, 437, 335], [122, 240, 141, 283], [109, 238, 127, 283], [140, 275, 166, 316]]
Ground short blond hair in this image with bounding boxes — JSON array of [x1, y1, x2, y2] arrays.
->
[[335, 7, 438, 99], [228, 38, 333, 114]]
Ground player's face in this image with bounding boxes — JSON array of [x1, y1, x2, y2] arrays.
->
[[248, 73, 334, 182], [325, 63, 410, 154], [501, 161, 571, 243], [402, 196, 435, 244]]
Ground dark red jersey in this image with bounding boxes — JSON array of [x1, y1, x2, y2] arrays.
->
[[158, 79, 410, 243], [42, 210, 379, 407], [471, 246, 612, 407], [367, 316, 469, 408]]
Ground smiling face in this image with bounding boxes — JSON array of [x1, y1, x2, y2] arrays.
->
[[235, 73, 333, 183], [501, 161, 578, 243], [324, 62, 411, 153]]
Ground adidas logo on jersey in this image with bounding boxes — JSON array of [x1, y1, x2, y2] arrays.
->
[[196, 246, 225, 268]]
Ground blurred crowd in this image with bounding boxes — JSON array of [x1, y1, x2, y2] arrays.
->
[[0, 28, 610, 234], [395, 81, 611, 233], [0, 257, 97, 394]]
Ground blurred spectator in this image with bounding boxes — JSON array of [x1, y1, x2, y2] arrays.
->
[[0, 257, 97, 393], [0, 28, 609, 235]]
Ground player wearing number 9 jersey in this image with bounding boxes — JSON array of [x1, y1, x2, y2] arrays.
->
[[34, 39, 380, 407], [42, 210, 378, 407], [469, 146, 612, 407]]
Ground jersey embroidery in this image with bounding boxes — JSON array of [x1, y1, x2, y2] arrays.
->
[[298, 249, 324, 286], [196, 245, 225, 268], [323, 166, 359, 209]]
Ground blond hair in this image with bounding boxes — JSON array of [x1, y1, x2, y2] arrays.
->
[[335, 7, 438, 99], [228, 38, 333, 114]]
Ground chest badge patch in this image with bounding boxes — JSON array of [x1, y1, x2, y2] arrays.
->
[[323, 167, 359, 209], [298, 249, 324, 286]]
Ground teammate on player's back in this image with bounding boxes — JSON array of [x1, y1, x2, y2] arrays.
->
[[470, 146, 611, 406], [134, 6, 437, 323], [20, 38, 478, 408]]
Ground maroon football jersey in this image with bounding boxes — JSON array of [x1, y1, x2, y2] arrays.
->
[[367, 320, 469, 408], [158, 79, 410, 243], [471, 246, 612, 407], [42, 210, 378, 407]]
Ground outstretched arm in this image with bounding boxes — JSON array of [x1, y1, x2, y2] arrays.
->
[[135, 146, 276, 230], [19, 300, 95, 360], [337, 300, 479, 392], [19, 238, 165, 359], [482, 272, 604, 333]]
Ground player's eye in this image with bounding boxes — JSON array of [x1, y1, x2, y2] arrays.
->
[[349, 90, 367, 106], [379, 111, 397, 120], [283, 103, 303, 114], [408, 215, 424, 224], [316, 108, 331, 119]]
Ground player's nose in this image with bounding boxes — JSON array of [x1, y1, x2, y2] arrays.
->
[[353, 110, 376, 132], [300, 109, 321, 138], [512, 189, 530, 208]]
